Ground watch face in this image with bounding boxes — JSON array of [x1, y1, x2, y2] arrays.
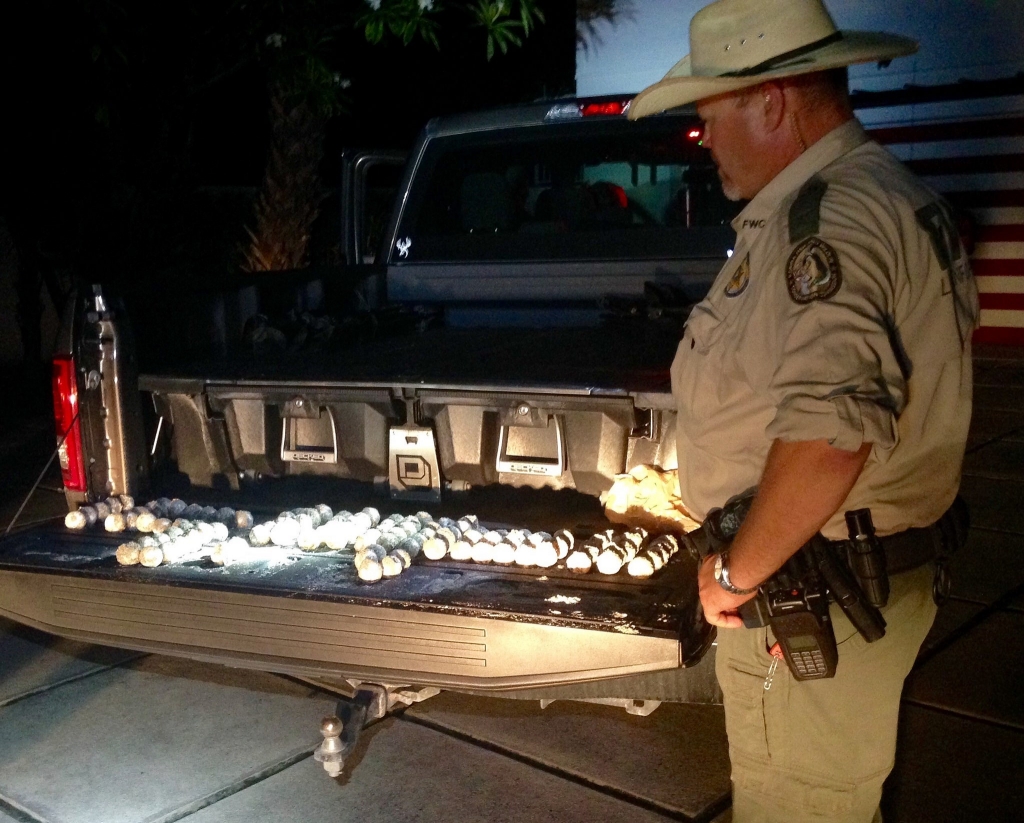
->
[[714, 554, 724, 582]]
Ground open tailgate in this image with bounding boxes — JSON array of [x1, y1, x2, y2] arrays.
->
[[0, 524, 712, 691]]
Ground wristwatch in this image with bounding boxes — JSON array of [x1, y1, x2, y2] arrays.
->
[[714, 551, 758, 596]]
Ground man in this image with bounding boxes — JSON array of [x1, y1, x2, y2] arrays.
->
[[628, 1, 978, 821]]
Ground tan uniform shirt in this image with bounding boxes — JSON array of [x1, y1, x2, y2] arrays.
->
[[672, 119, 979, 539]]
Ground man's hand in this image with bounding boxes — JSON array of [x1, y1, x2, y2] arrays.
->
[[698, 554, 757, 628], [695, 438, 873, 630]]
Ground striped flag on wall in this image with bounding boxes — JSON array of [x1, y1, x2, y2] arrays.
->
[[871, 116, 1024, 345]]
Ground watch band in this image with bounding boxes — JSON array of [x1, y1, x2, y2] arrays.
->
[[714, 551, 758, 595]]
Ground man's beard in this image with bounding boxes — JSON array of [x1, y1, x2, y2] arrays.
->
[[721, 181, 744, 202], [717, 167, 744, 202]]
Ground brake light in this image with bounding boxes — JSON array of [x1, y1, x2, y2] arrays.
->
[[52, 355, 87, 493], [582, 100, 631, 117], [545, 99, 633, 121]]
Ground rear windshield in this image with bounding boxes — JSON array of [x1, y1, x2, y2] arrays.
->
[[391, 116, 740, 264]]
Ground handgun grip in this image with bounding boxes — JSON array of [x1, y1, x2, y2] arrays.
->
[[813, 536, 887, 643], [845, 509, 890, 608]]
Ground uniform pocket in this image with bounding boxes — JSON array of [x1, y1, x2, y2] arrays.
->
[[685, 302, 730, 353], [718, 657, 772, 761]]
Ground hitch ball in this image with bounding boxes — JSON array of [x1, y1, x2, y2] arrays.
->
[[314, 715, 345, 777]]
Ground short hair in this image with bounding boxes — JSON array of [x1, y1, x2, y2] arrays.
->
[[822, 67, 850, 99], [803, 67, 850, 106], [737, 67, 850, 110]]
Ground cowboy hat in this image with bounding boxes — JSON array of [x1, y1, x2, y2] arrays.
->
[[629, 0, 917, 119]]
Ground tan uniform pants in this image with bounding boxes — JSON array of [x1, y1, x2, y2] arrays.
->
[[716, 563, 937, 823]]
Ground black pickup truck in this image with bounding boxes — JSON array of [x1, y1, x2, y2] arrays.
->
[[0, 97, 738, 711]]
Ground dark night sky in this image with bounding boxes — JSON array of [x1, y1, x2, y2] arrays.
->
[[0, 1, 577, 274], [2, 1, 577, 188]]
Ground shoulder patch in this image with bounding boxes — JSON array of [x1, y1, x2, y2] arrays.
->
[[788, 176, 829, 243], [724, 253, 750, 297], [786, 237, 842, 303]]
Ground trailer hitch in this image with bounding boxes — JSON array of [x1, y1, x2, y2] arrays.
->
[[314, 685, 385, 777], [314, 683, 440, 777]]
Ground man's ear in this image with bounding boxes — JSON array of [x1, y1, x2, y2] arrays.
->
[[760, 82, 786, 132]]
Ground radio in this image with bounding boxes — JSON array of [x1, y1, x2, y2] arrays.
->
[[738, 547, 838, 680], [686, 492, 888, 681]]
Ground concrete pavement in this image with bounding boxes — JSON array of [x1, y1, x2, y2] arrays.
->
[[0, 346, 1022, 822]]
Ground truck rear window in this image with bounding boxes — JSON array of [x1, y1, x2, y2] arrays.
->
[[392, 117, 739, 263]]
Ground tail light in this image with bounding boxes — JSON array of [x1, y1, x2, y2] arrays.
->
[[581, 100, 631, 117], [545, 99, 633, 121], [52, 355, 87, 493]]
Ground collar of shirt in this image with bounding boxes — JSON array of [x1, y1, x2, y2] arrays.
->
[[729, 119, 870, 237]]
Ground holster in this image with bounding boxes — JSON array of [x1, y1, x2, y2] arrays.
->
[[832, 495, 969, 605]]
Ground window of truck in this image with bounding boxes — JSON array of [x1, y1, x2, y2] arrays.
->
[[391, 117, 740, 264]]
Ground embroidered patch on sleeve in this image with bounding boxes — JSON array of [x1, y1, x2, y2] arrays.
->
[[724, 253, 750, 297], [786, 237, 842, 303]]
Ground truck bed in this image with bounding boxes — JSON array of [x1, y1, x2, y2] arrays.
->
[[32, 295, 705, 695], [0, 523, 711, 691]]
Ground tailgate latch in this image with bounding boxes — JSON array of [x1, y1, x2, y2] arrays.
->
[[389, 401, 442, 502], [496, 405, 565, 477], [280, 398, 338, 464]]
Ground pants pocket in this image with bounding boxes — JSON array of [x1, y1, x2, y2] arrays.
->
[[731, 764, 869, 822], [718, 657, 772, 762]]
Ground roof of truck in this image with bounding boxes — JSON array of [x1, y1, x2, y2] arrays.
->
[[422, 96, 698, 139]]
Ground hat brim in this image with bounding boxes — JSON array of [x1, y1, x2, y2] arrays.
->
[[628, 31, 917, 119]]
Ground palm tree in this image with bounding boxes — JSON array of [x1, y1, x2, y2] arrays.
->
[[242, 0, 546, 273], [577, 0, 632, 52]]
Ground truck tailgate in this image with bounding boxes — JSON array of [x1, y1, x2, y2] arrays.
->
[[0, 525, 711, 691]]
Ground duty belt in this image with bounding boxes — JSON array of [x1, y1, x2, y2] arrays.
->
[[832, 496, 970, 575]]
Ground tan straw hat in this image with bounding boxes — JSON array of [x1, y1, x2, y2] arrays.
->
[[629, 0, 917, 119]]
